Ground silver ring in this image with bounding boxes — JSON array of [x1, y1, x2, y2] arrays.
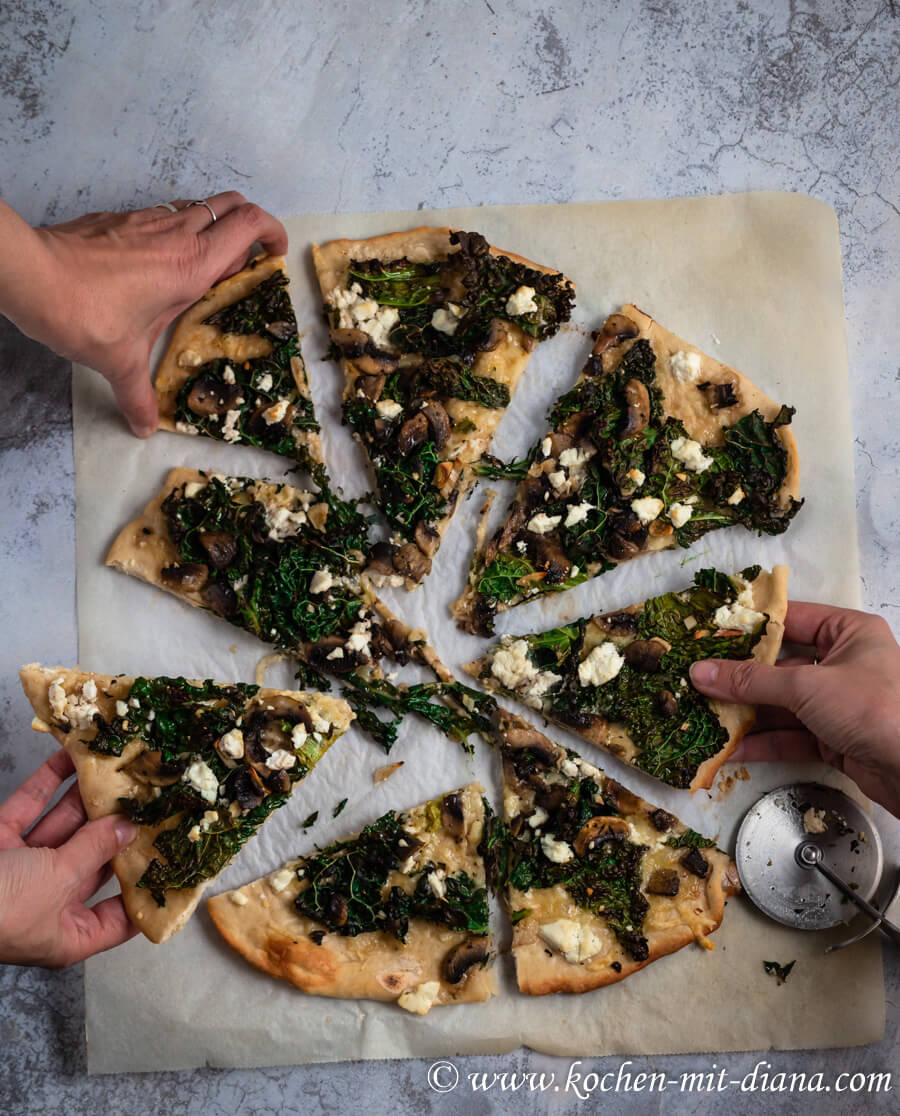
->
[[154, 202, 179, 213], [186, 199, 217, 224]]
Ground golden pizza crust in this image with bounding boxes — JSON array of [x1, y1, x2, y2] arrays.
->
[[466, 566, 789, 792], [19, 663, 352, 944], [494, 711, 739, 995], [207, 783, 495, 1009], [154, 254, 322, 464], [312, 227, 573, 588]]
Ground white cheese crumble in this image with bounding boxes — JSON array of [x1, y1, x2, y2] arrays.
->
[[183, 759, 219, 803], [345, 617, 372, 654], [668, 501, 694, 528], [397, 981, 441, 1016], [291, 722, 308, 749], [539, 919, 605, 964], [505, 285, 538, 316], [549, 470, 567, 491], [427, 870, 447, 899], [183, 481, 206, 499], [265, 749, 297, 770], [219, 728, 244, 759], [626, 467, 646, 488], [256, 372, 273, 392], [578, 641, 625, 688], [559, 758, 579, 778], [175, 421, 200, 436], [490, 640, 561, 707], [558, 446, 594, 470], [528, 512, 562, 535], [803, 807, 828, 834], [309, 569, 333, 594], [671, 436, 713, 473], [541, 436, 552, 457], [564, 501, 593, 528], [48, 677, 100, 729], [221, 409, 242, 443], [229, 891, 249, 907], [262, 399, 290, 425], [330, 283, 400, 350], [115, 700, 128, 718], [541, 833, 574, 864], [670, 349, 702, 383], [222, 365, 236, 384], [265, 504, 308, 541], [727, 485, 746, 505], [504, 790, 524, 819], [712, 601, 766, 634], [528, 807, 549, 829], [187, 825, 201, 843], [326, 647, 345, 660], [375, 399, 403, 420], [631, 496, 664, 525], [430, 303, 463, 335], [269, 867, 295, 893], [310, 710, 331, 735]]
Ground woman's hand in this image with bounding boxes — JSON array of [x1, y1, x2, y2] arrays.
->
[[0, 748, 139, 967], [0, 194, 287, 436], [690, 602, 900, 816]]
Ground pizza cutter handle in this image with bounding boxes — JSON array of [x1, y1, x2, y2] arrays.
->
[[814, 857, 900, 948]]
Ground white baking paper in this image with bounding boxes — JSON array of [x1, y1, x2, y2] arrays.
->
[[73, 193, 883, 1073]]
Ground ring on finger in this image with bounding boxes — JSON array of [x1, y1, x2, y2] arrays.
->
[[186, 198, 218, 225], [153, 202, 180, 213]]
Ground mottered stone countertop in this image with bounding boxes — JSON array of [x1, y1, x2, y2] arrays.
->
[[0, 2, 897, 1113]]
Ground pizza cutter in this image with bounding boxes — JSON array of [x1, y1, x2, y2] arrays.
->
[[735, 782, 900, 951]]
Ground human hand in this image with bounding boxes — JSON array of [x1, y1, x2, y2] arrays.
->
[[0, 193, 287, 436], [0, 748, 139, 968], [690, 603, 900, 817]]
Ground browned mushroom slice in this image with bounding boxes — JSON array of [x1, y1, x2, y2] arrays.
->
[[475, 319, 505, 353], [326, 892, 349, 927], [441, 792, 466, 840], [352, 350, 399, 376], [232, 767, 265, 811], [649, 807, 676, 832], [602, 778, 642, 814], [200, 580, 238, 616], [595, 610, 639, 637], [354, 372, 387, 402], [656, 690, 679, 717], [414, 520, 440, 557], [306, 635, 356, 673], [605, 532, 641, 561], [573, 816, 631, 856], [186, 373, 243, 417], [529, 534, 571, 585], [397, 412, 429, 455], [367, 540, 398, 578], [331, 328, 370, 359], [591, 313, 639, 360], [681, 847, 710, 878], [698, 379, 740, 409], [121, 750, 187, 786], [443, 937, 490, 984], [621, 378, 650, 438], [501, 725, 558, 767], [393, 542, 432, 582], [419, 399, 451, 448], [198, 530, 238, 570], [247, 400, 295, 440], [483, 501, 526, 567], [161, 562, 209, 592], [623, 637, 670, 672], [647, 868, 681, 896], [557, 409, 592, 440]]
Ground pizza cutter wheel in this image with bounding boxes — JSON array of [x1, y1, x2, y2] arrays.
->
[[735, 782, 900, 951]]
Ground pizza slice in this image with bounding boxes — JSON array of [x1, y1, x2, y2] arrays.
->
[[312, 228, 574, 587], [19, 664, 352, 943], [155, 255, 325, 477], [207, 783, 494, 1013], [485, 709, 739, 994], [453, 306, 801, 633], [466, 565, 788, 790]]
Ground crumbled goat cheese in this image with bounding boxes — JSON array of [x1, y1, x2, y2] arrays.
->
[[183, 760, 219, 803], [578, 641, 625, 688], [712, 601, 766, 634], [345, 618, 372, 654], [309, 569, 333, 594], [183, 481, 206, 499], [430, 303, 463, 335], [256, 371, 274, 392], [265, 749, 297, 771], [49, 678, 100, 729], [187, 825, 202, 842], [291, 722, 308, 749], [219, 728, 244, 759], [262, 399, 290, 425], [175, 421, 200, 436], [115, 700, 129, 717], [326, 647, 345, 660], [490, 640, 562, 707], [541, 834, 575, 864], [803, 807, 828, 834], [505, 285, 538, 316], [229, 891, 249, 906], [528, 807, 549, 829], [559, 758, 579, 778], [398, 981, 441, 1015], [269, 867, 295, 893], [727, 485, 746, 505], [631, 496, 664, 525], [669, 349, 702, 383], [539, 919, 605, 963], [265, 504, 308, 541], [558, 446, 594, 470], [375, 399, 403, 420], [541, 436, 553, 457], [549, 470, 567, 491], [671, 436, 713, 473], [668, 501, 694, 528], [427, 870, 447, 899], [528, 512, 562, 535], [222, 365, 236, 384], [626, 467, 646, 488], [564, 501, 593, 528], [221, 410, 242, 443], [330, 283, 400, 350]]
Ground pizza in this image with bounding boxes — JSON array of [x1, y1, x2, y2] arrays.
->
[[19, 664, 352, 943], [207, 783, 494, 1013], [453, 305, 801, 633], [485, 709, 739, 995], [155, 255, 325, 479], [466, 566, 788, 791], [312, 228, 574, 588]]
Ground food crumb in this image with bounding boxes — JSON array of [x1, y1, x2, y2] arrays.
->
[[802, 807, 828, 834], [374, 761, 404, 784]]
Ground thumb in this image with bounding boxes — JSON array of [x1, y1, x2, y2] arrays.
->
[[109, 364, 159, 438], [56, 814, 138, 887], [690, 658, 804, 710]]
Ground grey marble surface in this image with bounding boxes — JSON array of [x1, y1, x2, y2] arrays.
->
[[1, 0, 898, 1112]]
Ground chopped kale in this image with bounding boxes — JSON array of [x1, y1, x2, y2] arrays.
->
[[763, 959, 796, 985], [301, 811, 319, 829], [332, 798, 348, 819], [664, 829, 718, 849], [203, 270, 298, 340]]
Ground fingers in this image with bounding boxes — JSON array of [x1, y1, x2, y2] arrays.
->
[[0, 749, 75, 840], [200, 202, 288, 280], [61, 894, 139, 965], [731, 729, 823, 764], [751, 702, 806, 734], [690, 658, 809, 709], [176, 190, 249, 234], [25, 781, 86, 849], [781, 601, 869, 651], [109, 363, 159, 438], [56, 814, 138, 888]]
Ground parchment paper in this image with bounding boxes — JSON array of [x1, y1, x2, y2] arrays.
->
[[72, 193, 883, 1074]]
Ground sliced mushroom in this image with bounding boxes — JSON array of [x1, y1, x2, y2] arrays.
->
[[186, 373, 243, 417], [443, 937, 490, 984], [647, 868, 681, 896], [649, 807, 676, 832], [331, 328, 369, 358], [414, 520, 441, 557], [266, 319, 295, 341], [595, 610, 639, 637], [603, 778, 641, 814], [352, 350, 399, 375], [549, 431, 576, 457], [392, 542, 432, 582], [681, 847, 710, 879], [557, 410, 592, 440], [121, 750, 186, 786], [433, 457, 462, 494], [326, 892, 349, 927], [397, 411, 429, 455], [354, 372, 386, 402], [367, 540, 398, 577], [592, 314, 639, 357], [201, 580, 237, 616], [483, 502, 526, 566], [161, 562, 209, 592], [247, 400, 295, 440], [307, 635, 356, 673], [574, 815, 631, 856], [531, 780, 570, 811], [529, 534, 571, 585], [441, 792, 466, 840], [698, 379, 739, 409], [621, 378, 650, 438], [419, 399, 451, 448], [232, 767, 265, 811], [379, 615, 413, 665], [266, 768, 291, 795], [198, 530, 238, 570], [623, 637, 670, 672], [475, 319, 505, 352], [605, 532, 641, 561], [501, 725, 558, 768], [656, 690, 679, 718]]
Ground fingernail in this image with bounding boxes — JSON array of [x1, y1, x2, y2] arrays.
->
[[132, 424, 156, 439], [690, 661, 719, 687], [115, 820, 138, 845]]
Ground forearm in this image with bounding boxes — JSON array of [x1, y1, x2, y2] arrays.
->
[[0, 201, 59, 345]]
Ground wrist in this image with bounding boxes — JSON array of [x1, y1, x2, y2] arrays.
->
[[0, 216, 70, 350]]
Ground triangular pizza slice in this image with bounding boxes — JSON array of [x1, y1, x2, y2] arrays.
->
[[20, 664, 353, 943], [155, 255, 325, 478], [453, 305, 800, 633], [486, 709, 739, 994], [312, 228, 574, 588], [467, 566, 788, 791], [207, 783, 494, 1013]]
